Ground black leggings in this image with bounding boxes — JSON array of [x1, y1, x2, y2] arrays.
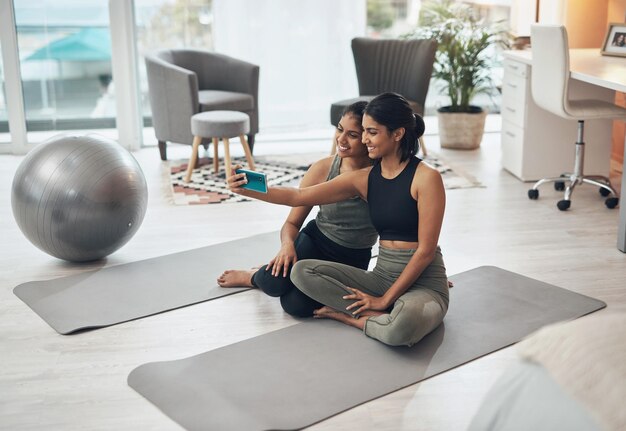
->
[[251, 220, 372, 317]]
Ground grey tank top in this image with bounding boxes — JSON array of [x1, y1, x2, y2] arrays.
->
[[315, 155, 378, 249]]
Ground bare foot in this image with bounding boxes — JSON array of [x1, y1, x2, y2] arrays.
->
[[217, 269, 255, 288], [313, 306, 369, 330], [313, 306, 344, 319]]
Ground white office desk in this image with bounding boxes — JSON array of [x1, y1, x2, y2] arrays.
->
[[505, 48, 626, 92], [502, 49, 626, 252]]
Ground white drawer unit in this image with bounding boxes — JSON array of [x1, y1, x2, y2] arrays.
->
[[501, 72, 527, 108], [501, 122, 524, 177], [501, 94, 525, 128], [503, 59, 528, 78], [501, 58, 614, 182]]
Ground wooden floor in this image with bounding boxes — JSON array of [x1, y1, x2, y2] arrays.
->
[[1, 126, 625, 430]]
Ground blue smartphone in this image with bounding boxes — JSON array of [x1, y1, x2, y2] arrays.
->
[[235, 168, 268, 193]]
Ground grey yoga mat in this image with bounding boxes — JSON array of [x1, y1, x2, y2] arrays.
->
[[14, 232, 280, 334], [128, 266, 606, 431]]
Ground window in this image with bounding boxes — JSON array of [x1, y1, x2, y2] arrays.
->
[[14, 0, 117, 136], [134, 0, 214, 119], [213, 0, 365, 131], [0, 42, 9, 145], [367, 0, 512, 114], [367, 0, 420, 38]]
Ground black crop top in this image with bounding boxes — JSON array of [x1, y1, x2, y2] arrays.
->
[[367, 157, 420, 242]]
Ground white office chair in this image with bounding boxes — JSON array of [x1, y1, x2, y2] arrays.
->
[[527, 25, 626, 211]]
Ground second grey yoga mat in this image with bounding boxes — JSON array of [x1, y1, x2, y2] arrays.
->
[[128, 266, 606, 431], [14, 232, 279, 334]]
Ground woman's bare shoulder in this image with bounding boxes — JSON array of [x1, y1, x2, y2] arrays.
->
[[415, 159, 442, 179], [300, 155, 335, 186], [412, 159, 444, 195], [308, 155, 335, 172]]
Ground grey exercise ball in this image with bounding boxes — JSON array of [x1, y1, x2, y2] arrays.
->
[[11, 134, 148, 262]]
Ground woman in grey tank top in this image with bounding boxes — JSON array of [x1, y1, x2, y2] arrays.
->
[[217, 102, 377, 317]]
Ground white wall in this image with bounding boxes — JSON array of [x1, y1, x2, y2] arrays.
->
[[510, 0, 537, 37], [538, 0, 566, 24], [213, 0, 366, 131]]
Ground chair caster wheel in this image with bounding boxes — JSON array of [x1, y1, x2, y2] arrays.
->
[[528, 189, 539, 200], [557, 200, 571, 211], [554, 181, 565, 191], [605, 197, 619, 209], [599, 187, 611, 197]]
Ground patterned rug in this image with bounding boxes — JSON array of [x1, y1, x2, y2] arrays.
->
[[168, 154, 482, 205]]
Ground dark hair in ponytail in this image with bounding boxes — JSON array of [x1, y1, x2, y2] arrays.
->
[[364, 92, 425, 162]]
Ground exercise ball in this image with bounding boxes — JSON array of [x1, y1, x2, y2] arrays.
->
[[11, 134, 148, 262]]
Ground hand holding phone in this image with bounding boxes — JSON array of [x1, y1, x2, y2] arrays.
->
[[235, 168, 268, 193]]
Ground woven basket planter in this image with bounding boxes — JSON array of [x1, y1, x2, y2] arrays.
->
[[437, 108, 487, 150]]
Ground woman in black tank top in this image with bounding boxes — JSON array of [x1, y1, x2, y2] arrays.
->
[[227, 93, 449, 347]]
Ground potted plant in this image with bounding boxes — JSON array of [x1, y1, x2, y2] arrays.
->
[[406, 0, 510, 149]]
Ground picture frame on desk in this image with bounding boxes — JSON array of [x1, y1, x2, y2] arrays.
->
[[601, 23, 626, 58]]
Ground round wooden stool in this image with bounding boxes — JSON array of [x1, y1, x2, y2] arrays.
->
[[185, 110, 255, 183]]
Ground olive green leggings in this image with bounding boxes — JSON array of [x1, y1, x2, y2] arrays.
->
[[290, 246, 449, 347]]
